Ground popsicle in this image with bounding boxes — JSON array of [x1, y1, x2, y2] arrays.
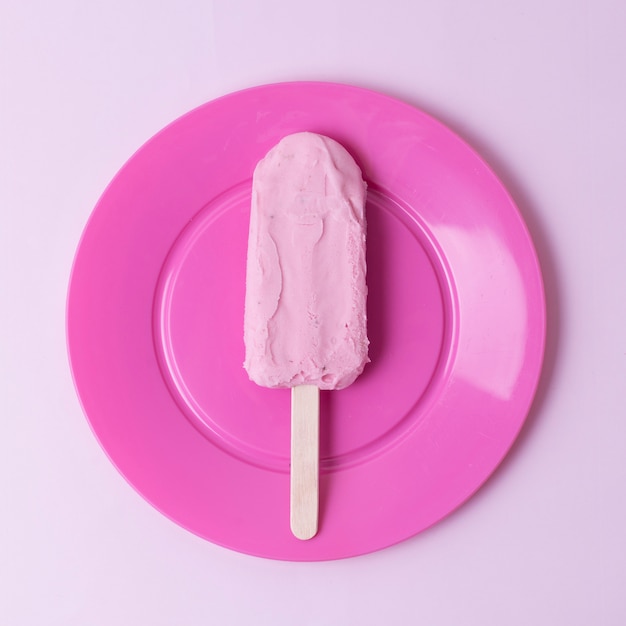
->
[[244, 131, 369, 539]]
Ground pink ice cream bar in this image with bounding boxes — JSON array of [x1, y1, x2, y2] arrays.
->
[[244, 131, 369, 540], [243, 132, 369, 391]]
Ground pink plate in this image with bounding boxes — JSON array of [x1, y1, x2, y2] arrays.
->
[[67, 82, 545, 560]]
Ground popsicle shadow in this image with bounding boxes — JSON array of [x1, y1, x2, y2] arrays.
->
[[317, 187, 390, 531]]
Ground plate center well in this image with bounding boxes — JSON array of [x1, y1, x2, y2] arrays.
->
[[154, 182, 452, 472]]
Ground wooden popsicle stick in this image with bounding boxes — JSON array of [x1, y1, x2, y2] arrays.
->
[[290, 385, 320, 540]]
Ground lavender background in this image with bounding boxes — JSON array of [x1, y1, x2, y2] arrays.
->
[[2, 1, 625, 624]]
